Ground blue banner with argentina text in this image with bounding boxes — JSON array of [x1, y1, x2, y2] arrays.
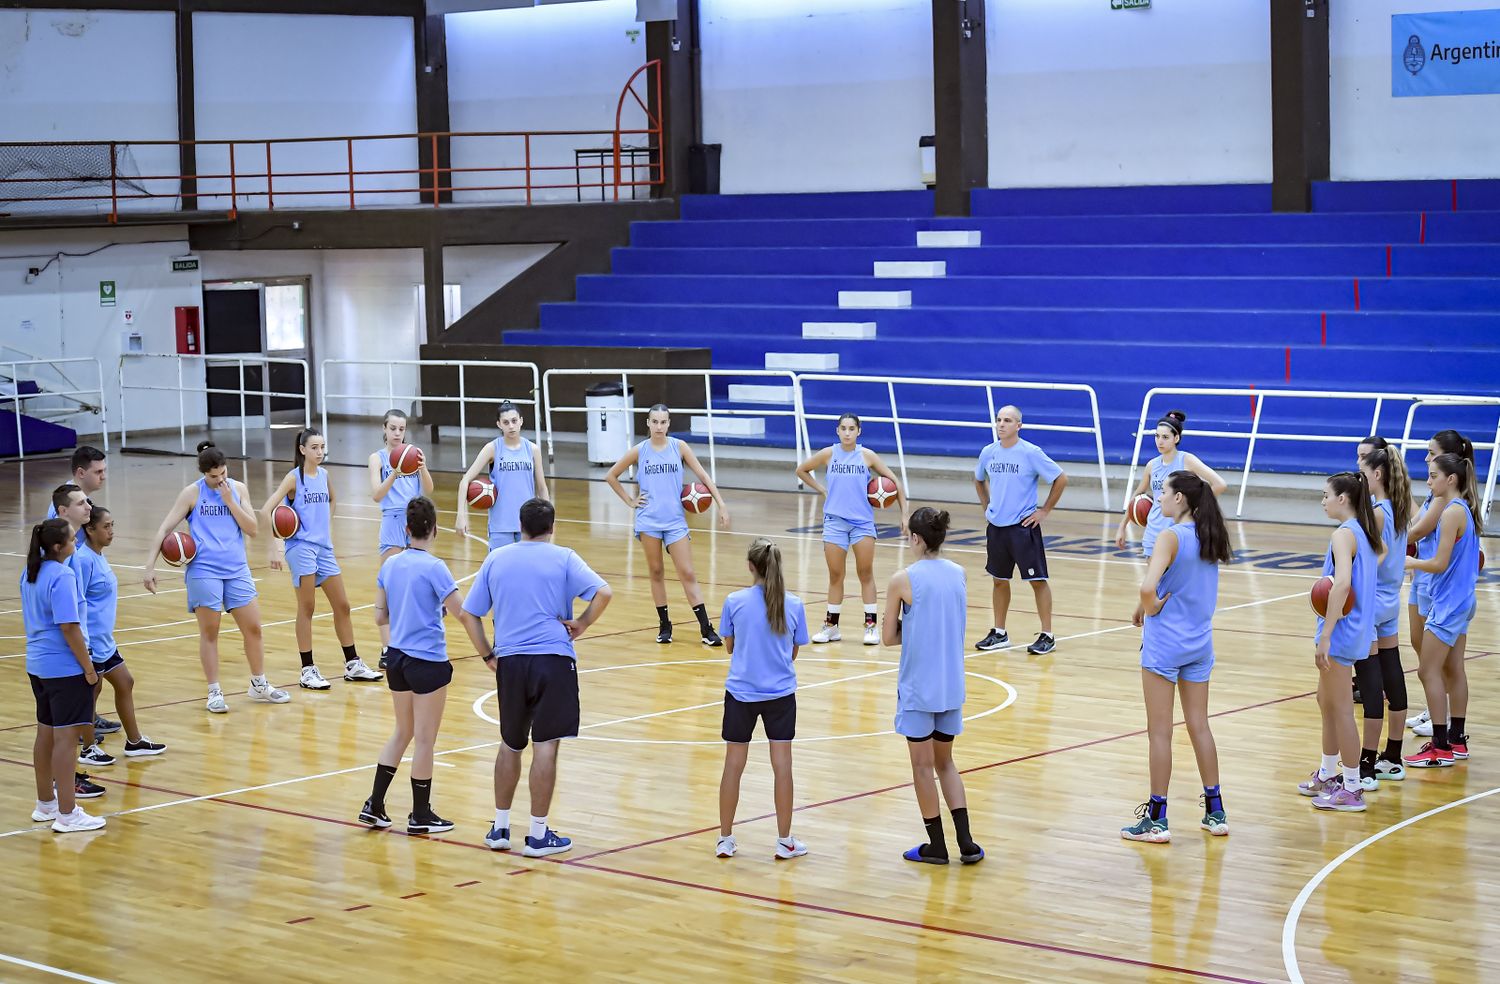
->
[[1393, 9, 1500, 97]]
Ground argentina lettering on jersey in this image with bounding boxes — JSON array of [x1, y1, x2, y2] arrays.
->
[[986, 461, 1022, 475], [641, 461, 680, 476], [824, 445, 873, 523], [489, 438, 537, 535], [634, 439, 687, 532]]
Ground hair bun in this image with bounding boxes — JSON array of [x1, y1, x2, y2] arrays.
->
[[1166, 410, 1187, 424], [196, 440, 217, 453]]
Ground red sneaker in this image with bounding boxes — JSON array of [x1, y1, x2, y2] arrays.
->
[[1450, 740, 1469, 760], [1403, 742, 1455, 768]]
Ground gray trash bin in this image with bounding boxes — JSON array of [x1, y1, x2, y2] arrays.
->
[[585, 380, 635, 465]]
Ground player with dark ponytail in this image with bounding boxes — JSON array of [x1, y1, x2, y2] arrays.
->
[[1353, 438, 1412, 783]]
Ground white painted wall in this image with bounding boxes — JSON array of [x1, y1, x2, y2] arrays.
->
[[0, 229, 204, 443], [0, 10, 179, 215], [701, 0, 934, 194], [193, 13, 419, 210], [444, 244, 558, 313], [1331, 0, 1500, 180], [446, 1, 648, 203], [988, 0, 1272, 188]]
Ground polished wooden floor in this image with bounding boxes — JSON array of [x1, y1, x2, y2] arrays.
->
[[1, 454, 1496, 984]]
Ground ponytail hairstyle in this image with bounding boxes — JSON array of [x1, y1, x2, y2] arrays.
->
[[1432, 452, 1485, 536], [908, 506, 951, 552], [1432, 429, 1475, 463], [746, 538, 788, 634], [293, 426, 323, 472], [1157, 409, 1187, 445], [51, 482, 82, 513], [26, 518, 72, 582], [405, 495, 438, 541], [196, 440, 225, 472], [1359, 437, 1411, 534], [1164, 472, 1233, 564], [1328, 471, 1384, 555]]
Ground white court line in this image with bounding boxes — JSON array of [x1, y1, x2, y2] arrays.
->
[[1283, 784, 1500, 983], [0, 586, 189, 618], [0, 550, 150, 571], [0, 952, 116, 984]]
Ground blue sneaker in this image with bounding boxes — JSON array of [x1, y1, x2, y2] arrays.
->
[[522, 828, 572, 857], [902, 844, 949, 865], [484, 825, 512, 851]]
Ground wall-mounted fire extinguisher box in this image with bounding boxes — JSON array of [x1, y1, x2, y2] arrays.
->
[[175, 306, 201, 354]]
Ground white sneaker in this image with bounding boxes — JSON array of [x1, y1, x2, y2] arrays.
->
[[1407, 709, 1431, 730], [1375, 759, 1406, 781], [863, 622, 880, 646], [1413, 718, 1434, 738], [248, 681, 291, 704], [343, 659, 383, 682], [52, 807, 106, 833], [774, 836, 808, 860], [31, 800, 59, 823], [1359, 775, 1379, 792], [811, 623, 841, 644], [715, 835, 737, 858], [299, 666, 331, 691], [206, 690, 228, 714]]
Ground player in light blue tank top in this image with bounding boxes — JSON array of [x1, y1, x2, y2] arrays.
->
[[797, 413, 908, 647], [456, 400, 549, 551], [1298, 472, 1384, 813], [1122, 471, 1232, 844], [1402, 449, 1483, 767], [881, 507, 982, 866], [1116, 411, 1226, 558], [263, 428, 381, 691], [607, 404, 731, 646], [144, 440, 290, 713], [369, 409, 435, 666]]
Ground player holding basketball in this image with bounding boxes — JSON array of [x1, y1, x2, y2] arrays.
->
[[455, 399, 548, 549], [882, 507, 982, 866], [795, 413, 908, 646], [1120, 473, 1233, 844], [143, 440, 291, 713], [261, 427, 382, 690], [606, 404, 729, 646], [973, 405, 1067, 655], [1297, 472, 1381, 812], [1115, 410, 1227, 557], [369, 409, 434, 666], [1352, 438, 1411, 783]]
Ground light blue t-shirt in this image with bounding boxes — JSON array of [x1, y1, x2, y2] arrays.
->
[[897, 557, 968, 712], [975, 438, 1063, 527], [21, 559, 84, 678], [462, 540, 606, 659], [74, 543, 118, 660], [489, 438, 538, 536], [287, 467, 333, 548], [1143, 453, 1195, 556], [720, 586, 809, 702], [1141, 522, 1217, 666], [634, 439, 686, 533], [186, 478, 252, 579], [376, 548, 459, 663], [1315, 517, 1378, 660], [1372, 499, 1406, 626], [824, 445, 874, 524], [377, 447, 424, 516]]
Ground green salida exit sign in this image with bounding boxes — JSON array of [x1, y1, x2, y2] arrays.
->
[[1111, 0, 1150, 8]]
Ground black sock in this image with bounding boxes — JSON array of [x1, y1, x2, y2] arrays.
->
[[342, 644, 359, 663], [692, 603, 713, 632], [920, 815, 948, 859], [1203, 785, 1223, 815], [1359, 748, 1378, 778], [656, 604, 670, 627], [299, 650, 314, 669], [1451, 716, 1466, 741], [950, 807, 977, 852], [1432, 722, 1450, 751], [1148, 794, 1167, 821], [370, 763, 397, 810], [411, 777, 432, 816], [826, 611, 841, 626], [1382, 737, 1403, 762]]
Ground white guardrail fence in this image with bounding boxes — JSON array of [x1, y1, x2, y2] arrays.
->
[[118, 353, 310, 457], [1, 357, 109, 459]]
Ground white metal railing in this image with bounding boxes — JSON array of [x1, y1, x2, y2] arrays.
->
[[794, 374, 1111, 510], [1129, 387, 1500, 519], [541, 368, 804, 482], [118, 353, 310, 457], [0, 358, 109, 458], [319, 359, 541, 465]]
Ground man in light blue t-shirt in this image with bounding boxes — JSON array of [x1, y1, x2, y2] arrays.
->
[[972, 405, 1068, 655]]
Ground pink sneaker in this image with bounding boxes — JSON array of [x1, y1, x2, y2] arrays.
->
[[1403, 742, 1455, 768], [1297, 769, 1337, 797], [1312, 786, 1367, 812]]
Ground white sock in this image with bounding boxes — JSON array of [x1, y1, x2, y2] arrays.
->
[[36, 798, 56, 811], [1343, 765, 1361, 792], [994, 626, 1005, 634], [863, 603, 877, 615], [250, 675, 268, 689], [1319, 754, 1340, 780], [778, 834, 795, 845], [826, 604, 841, 616], [207, 682, 222, 694], [494, 809, 510, 830], [529, 815, 547, 840]]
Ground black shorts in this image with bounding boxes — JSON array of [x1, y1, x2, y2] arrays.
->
[[384, 649, 453, 695], [29, 673, 96, 729], [722, 692, 797, 743], [985, 521, 1049, 581], [94, 652, 125, 675], [496, 653, 580, 750]]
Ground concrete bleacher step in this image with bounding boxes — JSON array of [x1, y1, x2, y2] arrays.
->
[[690, 415, 765, 438], [837, 290, 911, 309], [917, 230, 982, 247], [765, 352, 839, 371], [803, 321, 877, 340], [727, 384, 795, 404], [874, 260, 946, 278]]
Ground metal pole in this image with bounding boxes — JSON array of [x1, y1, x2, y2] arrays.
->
[[95, 359, 110, 453], [703, 372, 717, 483], [319, 359, 329, 448], [531, 364, 543, 452], [10, 363, 23, 459], [1369, 396, 1384, 440], [347, 138, 356, 209], [300, 359, 311, 430], [1087, 386, 1110, 511], [238, 358, 247, 457], [1123, 390, 1154, 510], [543, 370, 556, 462], [1236, 393, 1267, 518], [458, 363, 468, 465], [887, 380, 909, 497], [117, 357, 129, 449], [1486, 411, 1500, 521]]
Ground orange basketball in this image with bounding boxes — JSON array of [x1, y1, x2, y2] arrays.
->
[[1129, 494, 1153, 528], [468, 480, 496, 509], [271, 504, 300, 540], [867, 476, 898, 509], [391, 443, 424, 476], [1406, 540, 1417, 558], [1310, 576, 1355, 618], [161, 530, 196, 568], [680, 482, 712, 514]]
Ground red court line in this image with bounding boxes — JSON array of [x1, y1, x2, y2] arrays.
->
[[286, 916, 314, 925], [344, 904, 371, 912], [400, 892, 426, 900], [454, 880, 481, 888], [563, 857, 1270, 984]]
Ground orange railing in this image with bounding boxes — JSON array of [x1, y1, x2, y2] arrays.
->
[[0, 61, 663, 222]]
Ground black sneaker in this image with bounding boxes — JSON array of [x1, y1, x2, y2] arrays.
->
[[378, 648, 389, 671], [1351, 674, 1361, 705], [407, 811, 455, 835], [358, 799, 391, 829], [78, 744, 115, 768], [701, 627, 723, 648], [93, 714, 122, 736], [74, 773, 106, 799], [123, 736, 167, 757], [975, 628, 1009, 651], [656, 624, 673, 644], [1026, 632, 1056, 655]]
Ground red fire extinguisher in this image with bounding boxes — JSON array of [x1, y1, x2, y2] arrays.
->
[[175, 306, 201, 354]]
